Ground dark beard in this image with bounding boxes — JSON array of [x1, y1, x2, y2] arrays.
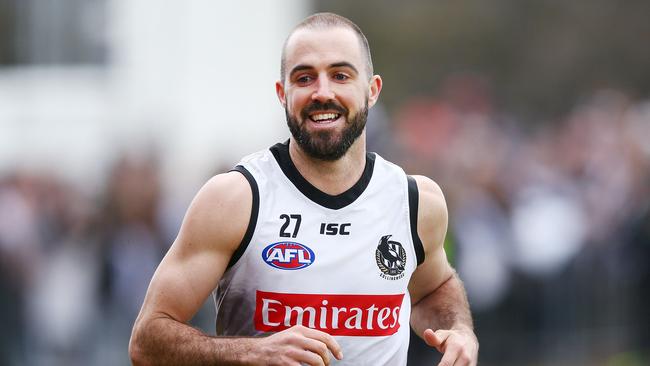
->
[[285, 99, 368, 161]]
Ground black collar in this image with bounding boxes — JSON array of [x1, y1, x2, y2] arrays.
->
[[269, 140, 376, 210]]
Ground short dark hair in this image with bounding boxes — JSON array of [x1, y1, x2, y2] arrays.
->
[[280, 12, 374, 83]]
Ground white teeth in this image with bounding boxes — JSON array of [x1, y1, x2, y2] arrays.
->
[[311, 113, 339, 121]]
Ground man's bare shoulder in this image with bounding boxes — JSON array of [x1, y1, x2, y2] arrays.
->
[[176, 171, 253, 254], [410, 175, 448, 253], [201, 170, 252, 206]]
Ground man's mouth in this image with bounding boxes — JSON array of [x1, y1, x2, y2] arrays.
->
[[309, 112, 342, 124]]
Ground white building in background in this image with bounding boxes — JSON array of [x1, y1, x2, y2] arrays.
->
[[0, 0, 309, 198]]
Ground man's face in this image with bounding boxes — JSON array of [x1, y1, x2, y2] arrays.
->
[[276, 27, 381, 160]]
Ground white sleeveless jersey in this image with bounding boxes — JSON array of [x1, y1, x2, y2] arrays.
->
[[214, 141, 425, 366]]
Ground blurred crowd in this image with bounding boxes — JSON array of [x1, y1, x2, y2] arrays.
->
[[372, 77, 650, 365], [1, 79, 649, 365], [0, 155, 169, 365]]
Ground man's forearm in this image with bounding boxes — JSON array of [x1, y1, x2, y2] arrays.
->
[[129, 315, 256, 366], [410, 270, 474, 336]]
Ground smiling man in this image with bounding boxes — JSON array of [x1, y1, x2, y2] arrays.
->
[[129, 13, 478, 366]]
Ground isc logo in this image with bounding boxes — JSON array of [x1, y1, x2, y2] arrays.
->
[[320, 223, 351, 235], [262, 242, 315, 270]]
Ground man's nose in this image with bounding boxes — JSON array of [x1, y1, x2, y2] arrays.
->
[[311, 76, 335, 102]]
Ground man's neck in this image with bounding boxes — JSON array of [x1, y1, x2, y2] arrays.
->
[[288, 135, 367, 196]]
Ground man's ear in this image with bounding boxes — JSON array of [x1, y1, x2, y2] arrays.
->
[[276, 81, 287, 107], [367, 75, 383, 108]]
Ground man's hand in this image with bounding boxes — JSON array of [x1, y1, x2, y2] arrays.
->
[[423, 327, 478, 366], [254, 325, 343, 366]]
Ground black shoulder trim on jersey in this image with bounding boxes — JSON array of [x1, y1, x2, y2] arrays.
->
[[270, 140, 375, 210], [227, 165, 259, 269], [407, 175, 425, 266]]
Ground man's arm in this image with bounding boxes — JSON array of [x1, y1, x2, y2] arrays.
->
[[408, 175, 478, 366], [128, 172, 342, 366]]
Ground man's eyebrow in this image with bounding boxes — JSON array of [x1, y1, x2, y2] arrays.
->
[[289, 64, 314, 78], [289, 62, 359, 78], [329, 62, 358, 74]]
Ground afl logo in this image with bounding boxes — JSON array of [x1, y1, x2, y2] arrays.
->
[[262, 242, 315, 270], [375, 235, 406, 280]]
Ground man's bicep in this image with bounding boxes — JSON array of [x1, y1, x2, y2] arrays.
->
[[408, 245, 453, 305], [408, 175, 453, 304], [138, 172, 252, 323], [141, 244, 228, 322]]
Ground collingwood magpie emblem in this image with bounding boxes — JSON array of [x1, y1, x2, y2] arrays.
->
[[375, 235, 406, 280]]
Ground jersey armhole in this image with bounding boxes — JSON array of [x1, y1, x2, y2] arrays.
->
[[226, 165, 260, 269], [407, 175, 425, 266]]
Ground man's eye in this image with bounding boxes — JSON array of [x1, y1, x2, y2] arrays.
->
[[297, 75, 313, 83], [333, 73, 349, 81]]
